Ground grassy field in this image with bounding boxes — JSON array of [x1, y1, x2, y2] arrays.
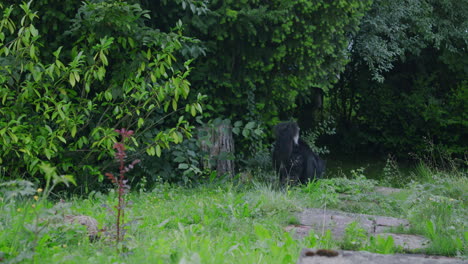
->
[[0, 164, 466, 263]]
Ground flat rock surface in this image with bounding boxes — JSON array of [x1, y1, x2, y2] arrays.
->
[[374, 187, 403, 195], [297, 249, 467, 264], [287, 208, 429, 250]]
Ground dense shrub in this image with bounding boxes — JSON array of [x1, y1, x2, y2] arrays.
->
[[0, 2, 203, 190]]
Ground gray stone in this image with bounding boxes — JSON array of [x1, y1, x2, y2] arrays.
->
[[376, 233, 430, 251], [374, 187, 403, 196], [287, 208, 428, 250], [284, 225, 313, 239], [297, 249, 467, 264], [297, 208, 375, 239], [375, 216, 409, 228]]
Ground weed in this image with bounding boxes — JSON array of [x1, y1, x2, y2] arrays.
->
[[381, 155, 406, 187], [411, 139, 462, 172], [322, 168, 377, 195], [341, 221, 368, 250], [366, 235, 396, 254], [103, 128, 140, 249], [317, 230, 338, 249], [303, 229, 319, 248]]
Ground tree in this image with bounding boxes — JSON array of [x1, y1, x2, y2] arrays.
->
[[142, 1, 371, 125], [329, 0, 468, 157]]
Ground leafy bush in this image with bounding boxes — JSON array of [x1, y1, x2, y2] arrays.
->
[[0, 2, 202, 189]]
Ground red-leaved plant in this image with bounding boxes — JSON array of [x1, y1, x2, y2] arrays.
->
[[104, 128, 140, 247]]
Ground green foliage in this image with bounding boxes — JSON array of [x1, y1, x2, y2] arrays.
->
[[301, 116, 336, 155], [0, 1, 202, 188], [322, 168, 377, 195], [244, 184, 302, 217], [184, 0, 371, 123], [299, 180, 339, 208], [330, 0, 467, 157], [0, 180, 35, 201], [381, 155, 407, 187], [341, 221, 368, 250], [317, 230, 338, 249], [349, 0, 467, 82], [353, 73, 466, 157], [366, 235, 396, 254]]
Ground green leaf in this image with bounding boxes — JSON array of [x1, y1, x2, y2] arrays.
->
[[156, 145, 162, 157], [254, 224, 271, 239], [53, 174, 77, 187], [30, 24, 38, 37], [245, 121, 256, 129], [100, 51, 108, 66], [39, 162, 57, 181], [104, 91, 112, 101], [196, 103, 203, 113], [190, 105, 196, 116], [29, 45, 35, 59], [44, 149, 52, 160], [71, 126, 77, 137], [74, 71, 80, 83], [178, 163, 189, 169], [53, 47, 63, 58], [146, 49, 151, 60], [138, 118, 144, 128], [69, 72, 76, 87], [146, 146, 155, 156], [8, 131, 18, 143]]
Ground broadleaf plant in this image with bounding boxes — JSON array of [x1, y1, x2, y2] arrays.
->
[[0, 1, 203, 190]]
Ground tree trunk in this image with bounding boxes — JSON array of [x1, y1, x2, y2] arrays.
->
[[199, 123, 235, 178]]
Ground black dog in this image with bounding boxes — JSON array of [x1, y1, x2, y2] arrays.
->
[[273, 122, 325, 184]]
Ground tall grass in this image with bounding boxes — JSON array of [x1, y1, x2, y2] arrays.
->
[[404, 164, 467, 256]]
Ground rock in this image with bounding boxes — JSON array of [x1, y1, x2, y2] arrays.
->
[[286, 208, 428, 250], [297, 249, 466, 264], [285, 225, 314, 239], [376, 233, 430, 251], [64, 215, 99, 241], [374, 187, 403, 196]]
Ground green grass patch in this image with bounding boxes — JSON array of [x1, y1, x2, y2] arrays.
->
[[0, 184, 313, 263], [1, 164, 466, 262]]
